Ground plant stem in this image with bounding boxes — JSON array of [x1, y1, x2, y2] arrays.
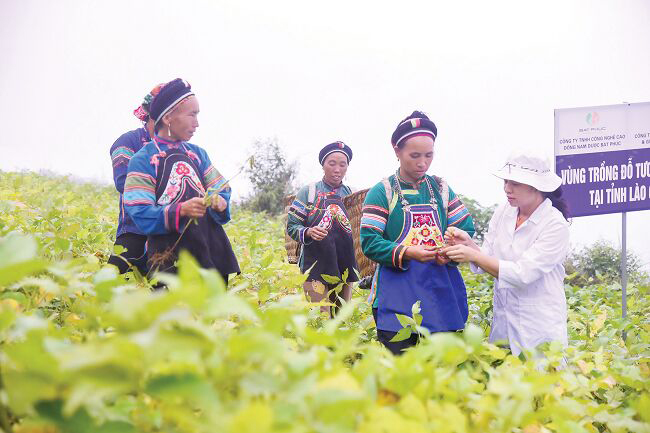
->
[[0, 364, 14, 433]]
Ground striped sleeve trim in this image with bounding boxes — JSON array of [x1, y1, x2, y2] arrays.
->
[[163, 202, 182, 232], [124, 171, 157, 208], [392, 244, 408, 270], [288, 209, 306, 222], [288, 198, 308, 222], [111, 146, 135, 166], [163, 205, 171, 231], [291, 198, 308, 212], [204, 165, 228, 192], [447, 197, 471, 226], [124, 185, 155, 193], [126, 171, 156, 184], [360, 204, 388, 232], [123, 198, 155, 205]]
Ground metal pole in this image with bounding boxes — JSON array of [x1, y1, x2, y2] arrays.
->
[[621, 211, 627, 342]]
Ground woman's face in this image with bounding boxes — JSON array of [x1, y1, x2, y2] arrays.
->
[[395, 135, 434, 182], [503, 180, 540, 208], [322, 152, 349, 186], [166, 96, 200, 141]]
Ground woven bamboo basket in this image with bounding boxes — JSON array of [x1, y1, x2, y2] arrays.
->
[[342, 188, 376, 278], [283, 188, 376, 277], [283, 194, 300, 264]]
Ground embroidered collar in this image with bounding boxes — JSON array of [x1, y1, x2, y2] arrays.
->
[[395, 169, 427, 189], [154, 134, 183, 149], [150, 136, 202, 169]]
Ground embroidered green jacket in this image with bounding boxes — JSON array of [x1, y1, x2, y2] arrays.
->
[[360, 173, 475, 276]]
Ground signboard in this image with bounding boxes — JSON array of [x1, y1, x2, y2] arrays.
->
[[554, 102, 650, 217]]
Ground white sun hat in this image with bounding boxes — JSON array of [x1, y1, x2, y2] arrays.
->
[[493, 153, 562, 192]]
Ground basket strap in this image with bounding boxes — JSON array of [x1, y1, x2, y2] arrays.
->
[[307, 182, 317, 205], [381, 178, 395, 212], [432, 175, 450, 218]]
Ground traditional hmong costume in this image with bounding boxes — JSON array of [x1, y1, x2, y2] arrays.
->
[[361, 171, 475, 334], [110, 128, 150, 238], [123, 78, 239, 280], [287, 180, 359, 284], [108, 127, 151, 274], [287, 142, 359, 285], [108, 83, 166, 275], [124, 136, 239, 279]]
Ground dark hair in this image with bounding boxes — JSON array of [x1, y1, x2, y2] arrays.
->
[[543, 187, 570, 220]]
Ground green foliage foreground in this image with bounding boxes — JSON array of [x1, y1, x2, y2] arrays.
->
[[0, 171, 649, 433]]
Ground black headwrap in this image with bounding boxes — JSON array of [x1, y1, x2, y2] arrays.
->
[[149, 78, 195, 125], [318, 141, 353, 165], [390, 111, 437, 148]]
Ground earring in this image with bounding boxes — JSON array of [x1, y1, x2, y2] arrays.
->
[[167, 123, 171, 137]]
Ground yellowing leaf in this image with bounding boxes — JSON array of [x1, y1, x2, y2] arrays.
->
[[317, 372, 360, 392], [590, 310, 607, 336], [377, 389, 401, 406], [228, 402, 273, 433]]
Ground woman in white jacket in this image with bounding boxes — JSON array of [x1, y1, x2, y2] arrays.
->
[[442, 154, 570, 356]]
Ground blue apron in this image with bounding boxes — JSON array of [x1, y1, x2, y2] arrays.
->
[[375, 194, 469, 333]]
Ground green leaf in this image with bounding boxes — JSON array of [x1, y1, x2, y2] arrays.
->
[[54, 236, 70, 251], [396, 314, 416, 328], [0, 233, 38, 267], [390, 326, 413, 343], [411, 300, 421, 317], [320, 274, 340, 284], [341, 268, 349, 283]]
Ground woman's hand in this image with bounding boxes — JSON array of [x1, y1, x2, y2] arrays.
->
[[404, 245, 440, 263], [180, 197, 207, 218], [441, 244, 477, 263], [306, 226, 328, 241], [210, 194, 228, 212], [434, 249, 451, 265], [444, 227, 471, 246]]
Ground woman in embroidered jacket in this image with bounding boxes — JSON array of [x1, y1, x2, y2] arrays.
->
[[107, 83, 162, 275], [287, 141, 359, 316], [123, 78, 239, 281], [443, 154, 570, 357], [360, 111, 475, 355]]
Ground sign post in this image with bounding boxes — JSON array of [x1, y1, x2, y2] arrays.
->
[[554, 102, 650, 341]]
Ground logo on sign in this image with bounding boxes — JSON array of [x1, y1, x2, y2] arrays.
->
[[586, 112, 600, 125]]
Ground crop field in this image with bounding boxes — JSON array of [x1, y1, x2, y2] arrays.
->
[[0, 171, 648, 433]]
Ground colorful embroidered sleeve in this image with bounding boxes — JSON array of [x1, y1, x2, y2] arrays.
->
[[110, 130, 140, 194], [446, 187, 475, 238], [287, 186, 311, 244], [192, 145, 231, 225], [360, 181, 408, 270], [124, 147, 183, 235]]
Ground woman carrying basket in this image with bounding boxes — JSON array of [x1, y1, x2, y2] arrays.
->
[[287, 142, 359, 316], [360, 111, 475, 354]]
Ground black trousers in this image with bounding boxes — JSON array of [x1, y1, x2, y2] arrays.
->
[[373, 307, 419, 355], [107, 233, 148, 275]]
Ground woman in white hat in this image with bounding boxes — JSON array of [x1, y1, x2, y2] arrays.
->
[[442, 153, 570, 357]]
